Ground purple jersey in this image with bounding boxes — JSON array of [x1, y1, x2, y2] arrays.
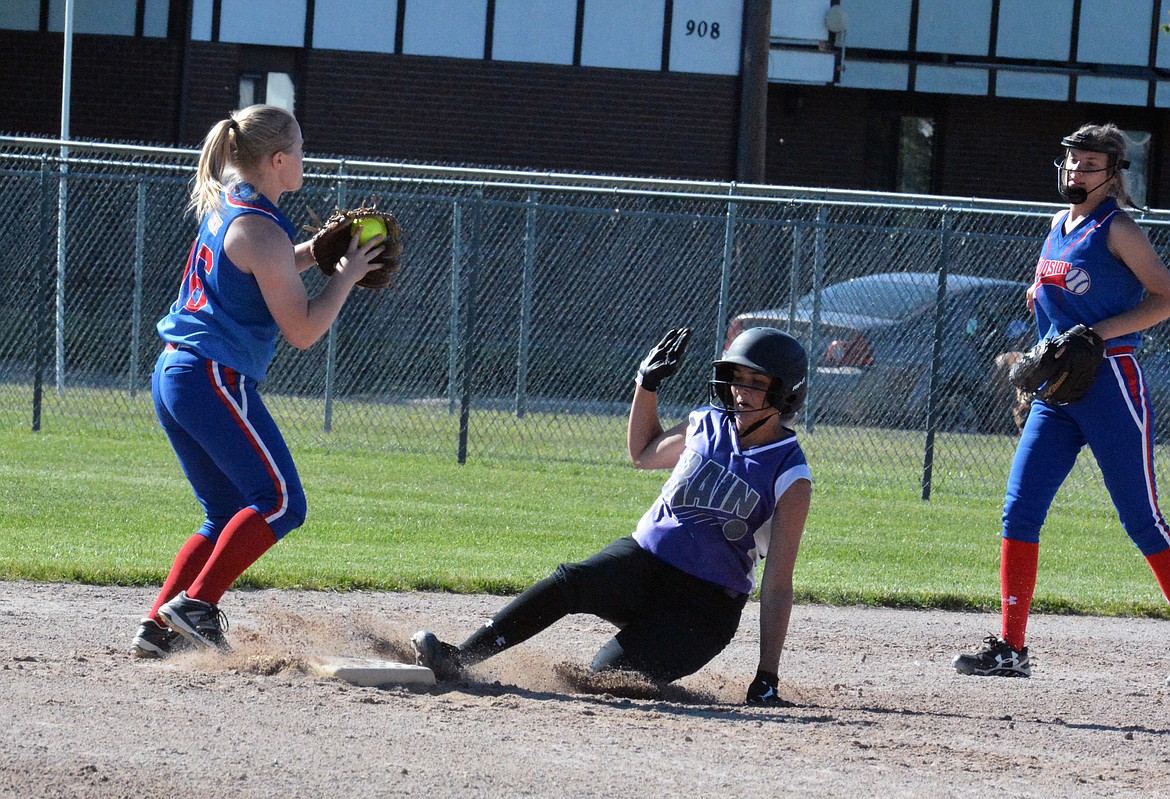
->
[[633, 407, 812, 596], [1032, 198, 1144, 348], [156, 183, 296, 381]]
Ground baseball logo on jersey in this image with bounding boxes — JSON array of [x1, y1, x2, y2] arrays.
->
[[1035, 257, 1081, 293], [1063, 267, 1090, 295]]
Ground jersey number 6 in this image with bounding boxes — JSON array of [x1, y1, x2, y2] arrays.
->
[[182, 243, 215, 313]]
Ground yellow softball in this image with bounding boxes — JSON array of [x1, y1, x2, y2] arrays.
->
[[351, 216, 387, 245]]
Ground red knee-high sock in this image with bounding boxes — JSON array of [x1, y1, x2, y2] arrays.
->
[[1000, 538, 1039, 651], [1144, 548, 1170, 604], [186, 508, 277, 606], [148, 533, 216, 620]]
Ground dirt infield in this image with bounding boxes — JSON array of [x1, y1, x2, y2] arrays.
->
[[2, 581, 1168, 798]]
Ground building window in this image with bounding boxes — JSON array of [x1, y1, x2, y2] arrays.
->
[[238, 72, 297, 114], [896, 116, 935, 194], [239, 74, 261, 108], [3, 0, 169, 36], [216, 0, 306, 46]]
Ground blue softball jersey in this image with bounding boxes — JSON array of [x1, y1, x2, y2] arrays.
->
[[157, 183, 296, 381], [1032, 198, 1145, 348]]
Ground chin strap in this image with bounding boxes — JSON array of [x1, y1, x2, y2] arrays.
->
[[1059, 173, 1113, 205], [737, 409, 780, 439]]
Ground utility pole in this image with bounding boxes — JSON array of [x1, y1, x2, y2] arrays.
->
[[736, 0, 771, 184]]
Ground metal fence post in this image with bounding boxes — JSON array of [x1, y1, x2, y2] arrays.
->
[[457, 190, 483, 464], [55, 155, 67, 395], [806, 207, 827, 430], [921, 209, 952, 501], [448, 200, 463, 414], [714, 193, 737, 359], [322, 163, 347, 433], [787, 222, 801, 337], [515, 191, 537, 417], [130, 179, 145, 397], [33, 156, 54, 431]]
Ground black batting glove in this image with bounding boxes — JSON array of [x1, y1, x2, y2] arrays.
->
[[745, 669, 789, 706], [636, 327, 692, 393]]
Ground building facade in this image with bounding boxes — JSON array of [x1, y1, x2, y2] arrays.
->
[[2, 0, 1169, 206]]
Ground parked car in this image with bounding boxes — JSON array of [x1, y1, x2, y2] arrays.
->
[[727, 272, 1033, 434]]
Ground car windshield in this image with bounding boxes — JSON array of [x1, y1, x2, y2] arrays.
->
[[796, 276, 940, 321]]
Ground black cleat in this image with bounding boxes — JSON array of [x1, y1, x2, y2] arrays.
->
[[953, 635, 1031, 677], [410, 630, 463, 680], [157, 591, 230, 652], [130, 618, 187, 659]]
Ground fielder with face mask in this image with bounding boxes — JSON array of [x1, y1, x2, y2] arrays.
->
[[955, 123, 1170, 679]]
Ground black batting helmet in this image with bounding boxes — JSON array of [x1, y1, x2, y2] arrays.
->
[[709, 327, 808, 415]]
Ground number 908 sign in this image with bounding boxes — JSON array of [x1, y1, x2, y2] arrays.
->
[[670, 0, 741, 75], [685, 19, 721, 38]]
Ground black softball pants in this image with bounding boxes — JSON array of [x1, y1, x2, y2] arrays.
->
[[460, 537, 746, 683]]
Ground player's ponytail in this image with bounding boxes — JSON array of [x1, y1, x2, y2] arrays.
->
[[188, 105, 298, 219], [189, 118, 233, 220]]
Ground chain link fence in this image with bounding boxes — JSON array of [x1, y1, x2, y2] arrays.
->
[[5, 137, 1170, 508]]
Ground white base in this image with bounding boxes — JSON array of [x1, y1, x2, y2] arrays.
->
[[309, 655, 436, 687]]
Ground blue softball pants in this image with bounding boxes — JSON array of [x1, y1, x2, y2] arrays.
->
[[1003, 349, 1170, 555], [152, 345, 306, 542]]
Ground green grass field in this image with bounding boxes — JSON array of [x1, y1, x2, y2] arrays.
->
[[3, 414, 1167, 618]]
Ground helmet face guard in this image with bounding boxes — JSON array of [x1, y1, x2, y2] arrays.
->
[[708, 364, 788, 413], [1055, 134, 1129, 204], [708, 327, 808, 416]]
